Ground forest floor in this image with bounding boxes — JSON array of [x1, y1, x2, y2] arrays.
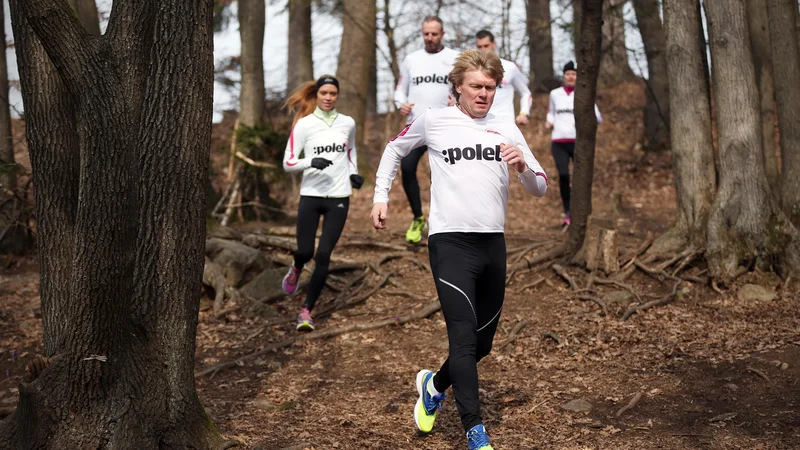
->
[[1, 82, 799, 449]]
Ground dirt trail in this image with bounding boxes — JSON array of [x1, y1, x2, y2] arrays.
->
[[1, 82, 798, 449]]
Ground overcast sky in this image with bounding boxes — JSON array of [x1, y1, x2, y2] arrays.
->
[[3, 1, 649, 123]]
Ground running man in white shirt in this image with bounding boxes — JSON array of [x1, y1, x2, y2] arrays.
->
[[281, 75, 364, 331], [393, 15, 459, 244], [546, 61, 602, 228], [372, 50, 547, 450], [474, 29, 532, 126]]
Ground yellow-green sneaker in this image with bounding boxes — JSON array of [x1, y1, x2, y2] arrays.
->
[[466, 424, 494, 450], [405, 216, 426, 243], [414, 369, 446, 433]]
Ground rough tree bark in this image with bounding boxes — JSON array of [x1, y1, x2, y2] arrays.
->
[[704, 0, 800, 284], [599, 0, 636, 86], [632, 0, 671, 152], [748, 0, 780, 197], [527, 0, 556, 91], [336, 0, 376, 167], [767, 0, 800, 225], [651, 0, 715, 255], [238, 0, 265, 127], [566, 0, 603, 258], [288, 0, 313, 93], [0, 0, 224, 448]]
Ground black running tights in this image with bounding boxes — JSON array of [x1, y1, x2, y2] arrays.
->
[[551, 141, 575, 214], [293, 196, 349, 311], [428, 232, 506, 432], [400, 145, 428, 219]]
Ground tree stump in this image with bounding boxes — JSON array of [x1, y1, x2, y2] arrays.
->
[[578, 216, 620, 274]]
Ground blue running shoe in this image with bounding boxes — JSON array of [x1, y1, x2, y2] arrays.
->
[[413, 369, 446, 433], [466, 424, 494, 450]]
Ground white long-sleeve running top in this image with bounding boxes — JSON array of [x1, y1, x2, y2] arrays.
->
[[490, 58, 533, 122], [394, 47, 460, 125], [374, 106, 548, 236], [546, 86, 603, 142], [283, 109, 358, 198]]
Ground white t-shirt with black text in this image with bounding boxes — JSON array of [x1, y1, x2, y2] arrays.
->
[[490, 58, 533, 122], [546, 86, 603, 142], [283, 110, 358, 197], [374, 106, 548, 236], [394, 47, 460, 125]]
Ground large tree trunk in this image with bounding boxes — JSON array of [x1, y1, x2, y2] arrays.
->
[[651, 0, 715, 255], [566, 0, 603, 257], [287, 0, 313, 93], [632, 0, 671, 152], [704, 0, 800, 284], [336, 0, 376, 169], [527, 0, 556, 91], [599, 0, 636, 86], [748, 0, 780, 197], [767, 0, 800, 226], [0, 1, 224, 447], [238, 0, 265, 127]]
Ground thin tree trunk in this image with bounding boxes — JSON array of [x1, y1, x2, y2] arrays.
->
[[382, 0, 400, 87], [288, 0, 313, 93], [599, 0, 636, 86], [367, 14, 378, 117], [527, 0, 556, 91], [566, 0, 603, 257], [238, 0, 265, 127], [632, 0, 671, 152], [0, 0, 14, 194], [704, 0, 800, 284], [767, 0, 800, 226], [747, 0, 780, 198], [336, 0, 376, 171], [0, 0, 29, 255], [651, 0, 715, 255], [1, 1, 224, 447]]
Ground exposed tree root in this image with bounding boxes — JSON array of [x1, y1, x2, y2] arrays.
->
[[542, 331, 563, 346], [619, 232, 654, 267], [517, 277, 545, 293], [616, 391, 643, 417], [498, 319, 528, 350], [342, 240, 408, 251], [509, 242, 566, 272], [592, 277, 643, 304], [552, 264, 580, 290], [578, 295, 608, 316], [197, 298, 441, 378], [622, 281, 682, 321]]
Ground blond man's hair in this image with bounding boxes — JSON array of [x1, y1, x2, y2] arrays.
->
[[449, 49, 504, 102]]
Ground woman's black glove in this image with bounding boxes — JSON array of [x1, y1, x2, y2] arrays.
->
[[350, 174, 365, 189], [311, 157, 333, 170]]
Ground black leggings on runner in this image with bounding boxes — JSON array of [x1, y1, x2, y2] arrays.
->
[[428, 232, 506, 432], [293, 196, 349, 311], [551, 141, 575, 214], [400, 145, 428, 219]]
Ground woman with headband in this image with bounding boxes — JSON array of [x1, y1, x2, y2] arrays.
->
[[281, 75, 364, 331]]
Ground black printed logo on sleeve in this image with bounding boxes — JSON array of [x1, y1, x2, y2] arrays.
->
[[314, 143, 347, 154], [443, 144, 503, 165], [412, 74, 449, 85]]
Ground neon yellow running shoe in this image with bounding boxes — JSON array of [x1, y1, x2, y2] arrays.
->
[[414, 369, 446, 433], [406, 216, 426, 243]]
